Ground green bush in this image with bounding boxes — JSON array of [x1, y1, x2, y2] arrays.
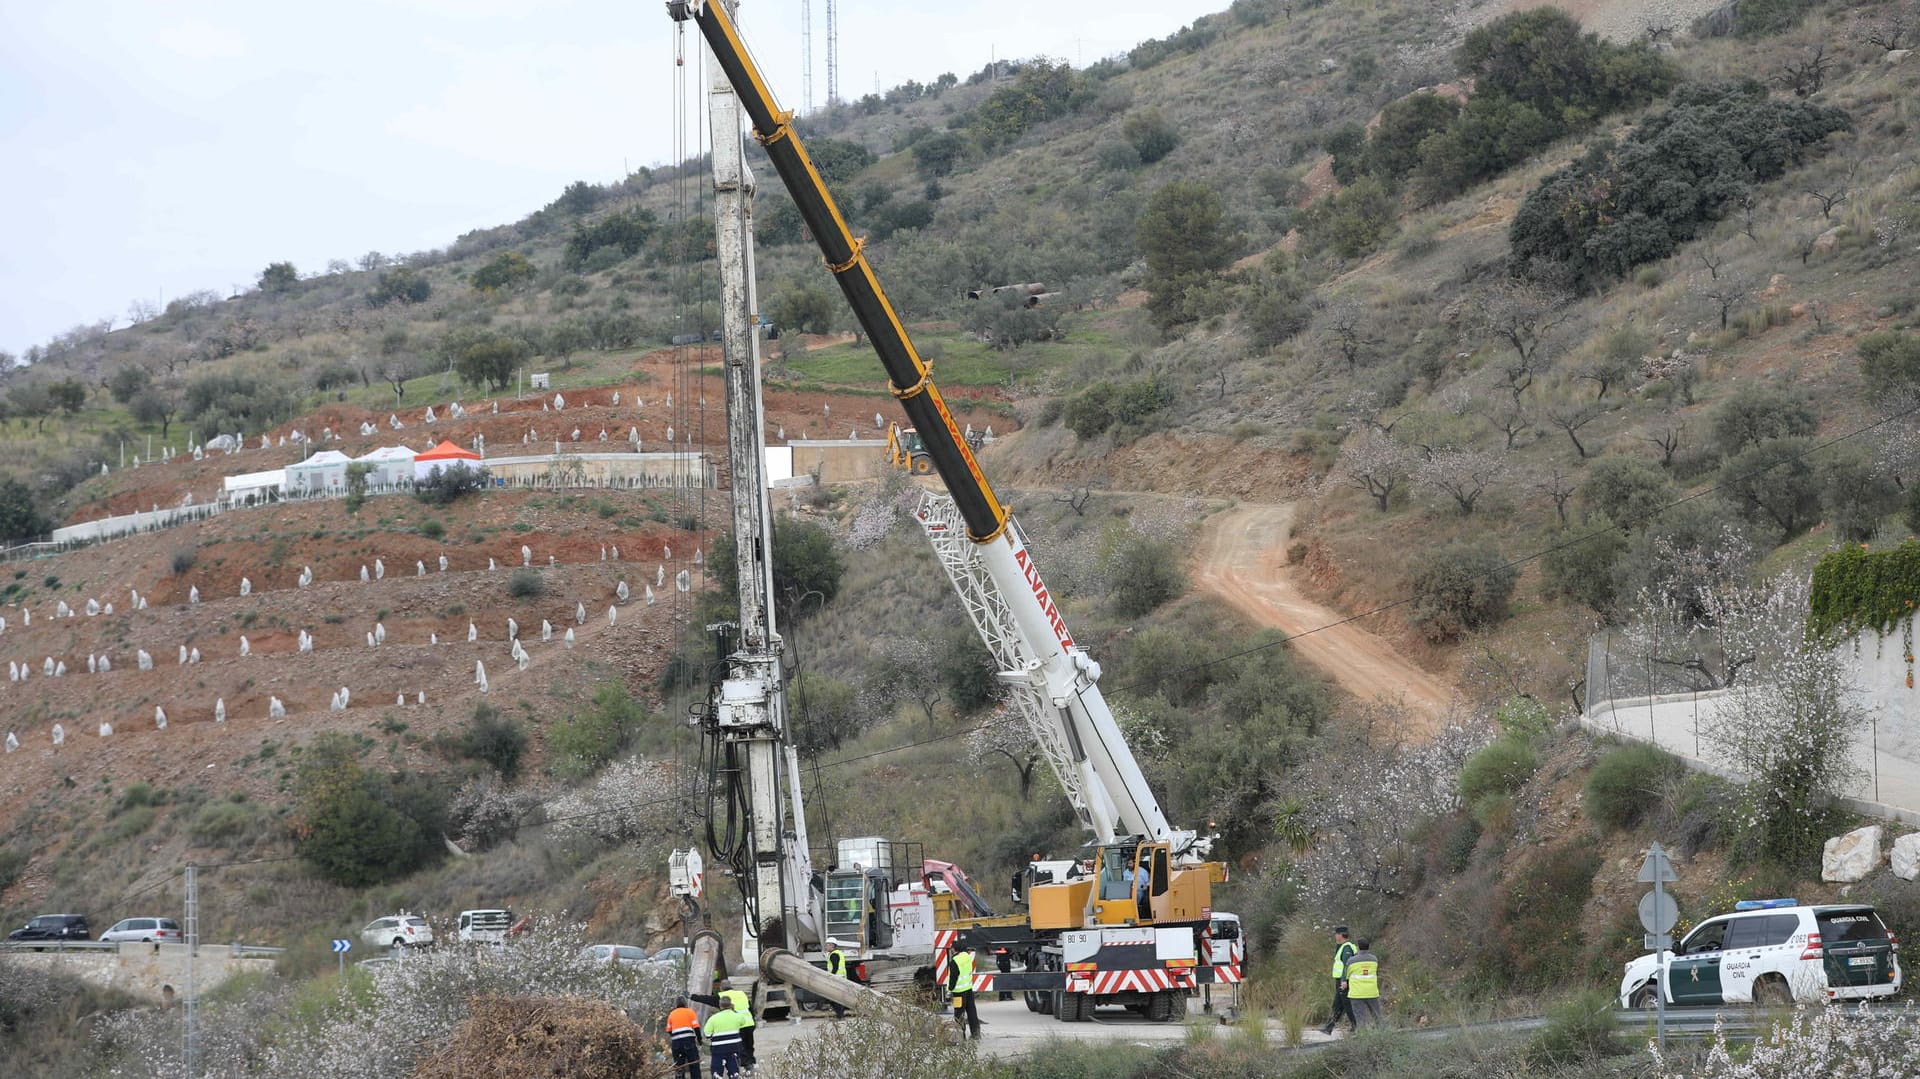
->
[[1063, 379, 1170, 440], [415, 462, 489, 505], [709, 517, 844, 624], [0, 847, 25, 893], [459, 704, 528, 780], [1709, 384, 1818, 458], [1718, 437, 1822, 540], [507, 569, 544, 598], [1509, 82, 1848, 286], [0, 477, 48, 544], [548, 681, 647, 779], [190, 801, 264, 845], [1105, 535, 1186, 618], [1459, 737, 1537, 806], [419, 519, 446, 541], [1819, 452, 1902, 543], [293, 733, 446, 887], [1407, 542, 1518, 642], [1857, 332, 1920, 396], [1584, 743, 1684, 831], [171, 548, 198, 576], [1121, 106, 1179, 164], [1578, 456, 1675, 529], [1485, 845, 1603, 989], [1526, 990, 1627, 1067]]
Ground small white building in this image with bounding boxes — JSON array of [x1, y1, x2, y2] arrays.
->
[[221, 468, 284, 505], [284, 450, 353, 495], [354, 445, 416, 488]]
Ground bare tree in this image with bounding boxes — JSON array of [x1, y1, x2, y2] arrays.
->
[[1053, 484, 1093, 516], [1851, 1, 1917, 50], [1336, 428, 1413, 512], [1777, 43, 1834, 97], [1795, 233, 1820, 266], [1574, 350, 1634, 400], [1637, 423, 1684, 469], [1805, 185, 1848, 220], [1689, 273, 1752, 330], [1485, 400, 1533, 450], [968, 708, 1041, 800], [1471, 281, 1570, 401], [1322, 301, 1377, 372], [1696, 248, 1726, 281], [1529, 465, 1578, 526], [1416, 447, 1506, 515], [1545, 399, 1608, 459]]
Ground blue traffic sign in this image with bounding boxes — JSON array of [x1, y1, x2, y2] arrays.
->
[[331, 939, 352, 953]]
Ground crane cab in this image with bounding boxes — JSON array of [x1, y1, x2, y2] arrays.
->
[[1027, 840, 1222, 931]]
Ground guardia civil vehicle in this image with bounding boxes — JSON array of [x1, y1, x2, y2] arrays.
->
[[1620, 899, 1901, 1007]]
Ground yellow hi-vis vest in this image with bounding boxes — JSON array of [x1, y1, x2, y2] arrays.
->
[[948, 950, 976, 994], [721, 989, 754, 1028], [1346, 954, 1380, 999], [703, 1006, 747, 1046], [827, 949, 846, 977], [1330, 940, 1356, 978]]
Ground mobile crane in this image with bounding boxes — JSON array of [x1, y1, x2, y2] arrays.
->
[[665, 0, 1242, 1023]]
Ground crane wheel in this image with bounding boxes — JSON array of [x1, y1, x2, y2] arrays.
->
[[1146, 990, 1179, 1022], [911, 456, 933, 475]]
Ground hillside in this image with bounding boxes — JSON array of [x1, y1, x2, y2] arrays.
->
[[5, 0, 1920, 1074]]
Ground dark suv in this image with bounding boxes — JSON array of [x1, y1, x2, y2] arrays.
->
[[7, 914, 91, 943]]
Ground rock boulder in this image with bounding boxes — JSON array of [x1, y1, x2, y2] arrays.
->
[[1823, 825, 1884, 883]]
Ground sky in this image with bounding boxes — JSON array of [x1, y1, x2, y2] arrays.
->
[[0, 0, 1213, 359]]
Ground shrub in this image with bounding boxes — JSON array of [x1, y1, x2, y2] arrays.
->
[[1718, 437, 1822, 540], [1527, 990, 1627, 1067], [459, 704, 528, 779], [1105, 535, 1186, 617], [1459, 737, 1537, 806], [1062, 379, 1169, 440], [1121, 107, 1179, 164], [1819, 453, 1902, 542], [1578, 456, 1675, 529], [507, 569, 544, 599], [709, 517, 844, 624], [0, 477, 49, 544], [1585, 743, 1685, 831], [1509, 82, 1848, 286], [171, 548, 198, 576], [189, 801, 263, 845], [548, 681, 648, 779], [1857, 332, 1920, 396], [1709, 384, 1818, 458], [0, 847, 25, 893], [420, 519, 446, 541], [415, 462, 489, 505], [293, 733, 446, 887], [1485, 845, 1603, 989], [1408, 542, 1518, 642]]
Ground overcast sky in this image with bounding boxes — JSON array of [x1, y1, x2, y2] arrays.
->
[[0, 0, 1212, 359]]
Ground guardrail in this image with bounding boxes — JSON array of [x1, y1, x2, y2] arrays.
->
[[0, 940, 286, 955]]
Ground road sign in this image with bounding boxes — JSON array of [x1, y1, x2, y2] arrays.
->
[[331, 939, 351, 953], [1639, 889, 1679, 934], [1643, 933, 1673, 951], [1637, 842, 1678, 883]]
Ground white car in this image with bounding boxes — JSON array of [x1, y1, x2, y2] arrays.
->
[[1620, 900, 1901, 1007], [362, 914, 434, 950], [581, 944, 648, 966], [99, 917, 184, 944]]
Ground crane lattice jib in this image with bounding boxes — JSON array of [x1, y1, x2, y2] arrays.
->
[[916, 494, 1094, 829], [668, 0, 1007, 543]]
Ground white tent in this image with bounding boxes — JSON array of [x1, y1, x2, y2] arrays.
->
[[354, 445, 416, 487], [284, 450, 353, 494], [221, 468, 284, 504]]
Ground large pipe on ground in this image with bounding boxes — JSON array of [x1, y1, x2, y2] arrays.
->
[[685, 929, 724, 1020], [760, 948, 918, 1020]]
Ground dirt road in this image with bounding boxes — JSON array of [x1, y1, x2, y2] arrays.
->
[[1192, 504, 1453, 724]]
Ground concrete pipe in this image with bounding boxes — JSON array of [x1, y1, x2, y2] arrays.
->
[[685, 929, 725, 1020], [760, 947, 916, 1020]]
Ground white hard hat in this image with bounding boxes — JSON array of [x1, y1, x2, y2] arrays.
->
[[826, 938, 842, 947]]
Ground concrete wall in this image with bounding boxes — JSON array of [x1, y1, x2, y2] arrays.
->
[[51, 503, 224, 545], [1, 944, 277, 1003], [788, 439, 887, 484], [482, 451, 715, 488]]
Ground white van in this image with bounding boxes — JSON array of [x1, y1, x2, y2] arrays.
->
[[457, 909, 514, 944]]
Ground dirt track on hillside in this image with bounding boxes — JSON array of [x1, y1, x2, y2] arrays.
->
[[1192, 504, 1453, 728]]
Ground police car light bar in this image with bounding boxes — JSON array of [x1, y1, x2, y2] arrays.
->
[[1734, 898, 1798, 910]]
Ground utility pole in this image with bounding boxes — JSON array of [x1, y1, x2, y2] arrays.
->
[[801, 0, 812, 113], [183, 863, 199, 1077]]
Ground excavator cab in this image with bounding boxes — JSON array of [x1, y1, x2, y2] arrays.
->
[[885, 424, 934, 475]]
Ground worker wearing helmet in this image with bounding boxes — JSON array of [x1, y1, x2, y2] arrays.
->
[[994, 946, 1014, 1002], [1319, 926, 1357, 1036], [824, 938, 850, 1019], [666, 996, 702, 1078]]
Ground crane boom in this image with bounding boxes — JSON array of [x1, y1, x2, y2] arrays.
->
[[664, 0, 1203, 860]]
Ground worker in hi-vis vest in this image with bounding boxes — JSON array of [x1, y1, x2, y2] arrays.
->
[[701, 1000, 747, 1078], [942, 946, 982, 1039], [665, 997, 702, 1078], [824, 938, 851, 1019], [1319, 926, 1358, 1035], [1344, 939, 1383, 1028]]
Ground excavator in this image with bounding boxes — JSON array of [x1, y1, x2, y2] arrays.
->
[[666, 0, 1243, 1024]]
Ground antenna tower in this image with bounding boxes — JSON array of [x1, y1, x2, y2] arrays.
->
[[825, 0, 838, 105], [801, 0, 813, 113]]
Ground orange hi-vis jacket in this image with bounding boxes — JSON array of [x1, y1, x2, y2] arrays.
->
[[667, 1006, 701, 1042]]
